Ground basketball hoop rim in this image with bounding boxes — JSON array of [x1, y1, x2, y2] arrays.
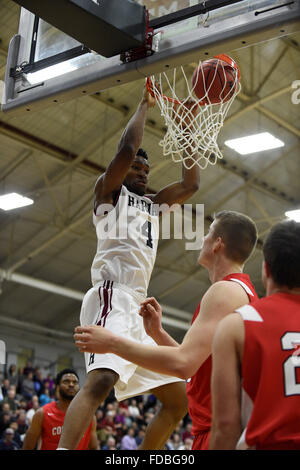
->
[[146, 55, 241, 107]]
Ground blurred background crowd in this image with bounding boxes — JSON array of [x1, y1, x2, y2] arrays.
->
[[0, 362, 193, 450]]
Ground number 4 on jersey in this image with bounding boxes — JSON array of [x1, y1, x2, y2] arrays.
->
[[142, 220, 153, 248]]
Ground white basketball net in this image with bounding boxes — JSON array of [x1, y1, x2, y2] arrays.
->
[[147, 58, 241, 170]]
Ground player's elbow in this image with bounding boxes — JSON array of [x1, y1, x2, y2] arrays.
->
[[212, 414, 241, 439], [117, 141, 137, 159], [174, 360, 195, 381], [183, 181, 200, 194]]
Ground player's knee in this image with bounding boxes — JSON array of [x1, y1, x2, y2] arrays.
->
[[83, 369, 118, 402], [164, 391, 188, 419]]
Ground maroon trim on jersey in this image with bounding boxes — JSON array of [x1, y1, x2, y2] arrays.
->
[[103, 282, 114, 327], [97, 281, 114, 327]]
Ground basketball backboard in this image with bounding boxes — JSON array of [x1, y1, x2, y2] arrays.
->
[[2, 0, 300, 115]]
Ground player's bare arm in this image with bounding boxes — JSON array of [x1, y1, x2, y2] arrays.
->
[[151, 99, 200, 206], [94, 84, 155, 208], [210, 313, 244, 450], [74, 281, 249, 379], [139, 297, 179, 346], [22, 408, 44, 450]]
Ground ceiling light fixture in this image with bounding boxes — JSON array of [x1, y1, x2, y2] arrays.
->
[[0, 192, 34, 211], [285, 209, 300, 222], [225, 132, 285, 155]]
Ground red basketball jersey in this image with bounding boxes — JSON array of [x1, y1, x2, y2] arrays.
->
[[187, 273, 258, 437], [40, 401, 92, 450], [236, 292, 300, 450]]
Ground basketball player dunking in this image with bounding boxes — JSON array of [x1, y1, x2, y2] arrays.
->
[[75, 210, 258, 450], [57, 83, 200, 450]]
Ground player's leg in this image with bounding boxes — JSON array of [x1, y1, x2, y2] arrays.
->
[[139, 381, 188, 450], [57, 368, 118, 449]]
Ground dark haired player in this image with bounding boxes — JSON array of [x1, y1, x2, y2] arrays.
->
[[75, 210, 258, 450], [22, 369, 98, 450], [210, 220, 300, 450], [58, 83, 200, 450]]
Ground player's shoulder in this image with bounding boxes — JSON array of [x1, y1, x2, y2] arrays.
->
[[205, 279, 248, 298], [41, 401, 53, 411], [200, 280, 250, 314], [30, 406, 44, 424]]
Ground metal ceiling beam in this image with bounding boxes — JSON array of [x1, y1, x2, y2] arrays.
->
[[0, 314, 73, 340], [0, 268, 190, 331], [253, 44, 288, 96], [247, 190, 273, 227], [4, 210, 91, 274], [0, 149, 32, 182], [226, 85, 292, 126], [256, 106, 300, 139], [281, 36, 300, 53], [205, 145, 298, 216]]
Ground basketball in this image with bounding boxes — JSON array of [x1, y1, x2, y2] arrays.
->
[[192, 55, 239, 105]]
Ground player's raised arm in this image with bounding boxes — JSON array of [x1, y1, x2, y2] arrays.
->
[[94, 84, 155, 208], [152, 100, 200, 206]]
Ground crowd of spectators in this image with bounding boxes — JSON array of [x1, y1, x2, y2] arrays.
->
[[0, 362, 193, 450]]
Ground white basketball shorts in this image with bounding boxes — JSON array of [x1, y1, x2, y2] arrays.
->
[[80, 280, 183, 401]]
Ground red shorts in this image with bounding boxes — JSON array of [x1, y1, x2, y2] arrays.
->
[[192, 430, 211, 450]]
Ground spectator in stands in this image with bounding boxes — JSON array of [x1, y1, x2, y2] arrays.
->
[[38, 385, 52, 406], [144, 394, 157, 412], [20, 372, 35, 401], [43, 374, 55, 398], [1, 378, 10, 398], [6, 365, 18, 387], [17, 399, 27, 412], [23, 361, 34, 376], [2, 386, 20, 413], [119, 399, 129, 413], [0, 427, 20, 450], [102, 436, 117, 450], [100, 412, 117, 441], [135, 429, 146, 447], [0, 412, 11, 436], [26, 395, 39, 425], [105, 403, 115, 417], [9, 420, 23, 448], [128, 399, 141, 421], [33, 368, 44, 396], [181, 422, 193, 442], [167, 432, 183, 450], [178, 437, 193, 450], [16, 410, 28, 436], [120, 427, 137, 450]]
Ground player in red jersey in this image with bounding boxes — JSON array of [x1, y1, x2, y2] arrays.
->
[[74, 210, 258, 450], [22, 369, 98, 450], [210, 220, 300, 450]]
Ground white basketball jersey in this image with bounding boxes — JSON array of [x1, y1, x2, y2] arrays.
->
[[91, 185, 159, 297]]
